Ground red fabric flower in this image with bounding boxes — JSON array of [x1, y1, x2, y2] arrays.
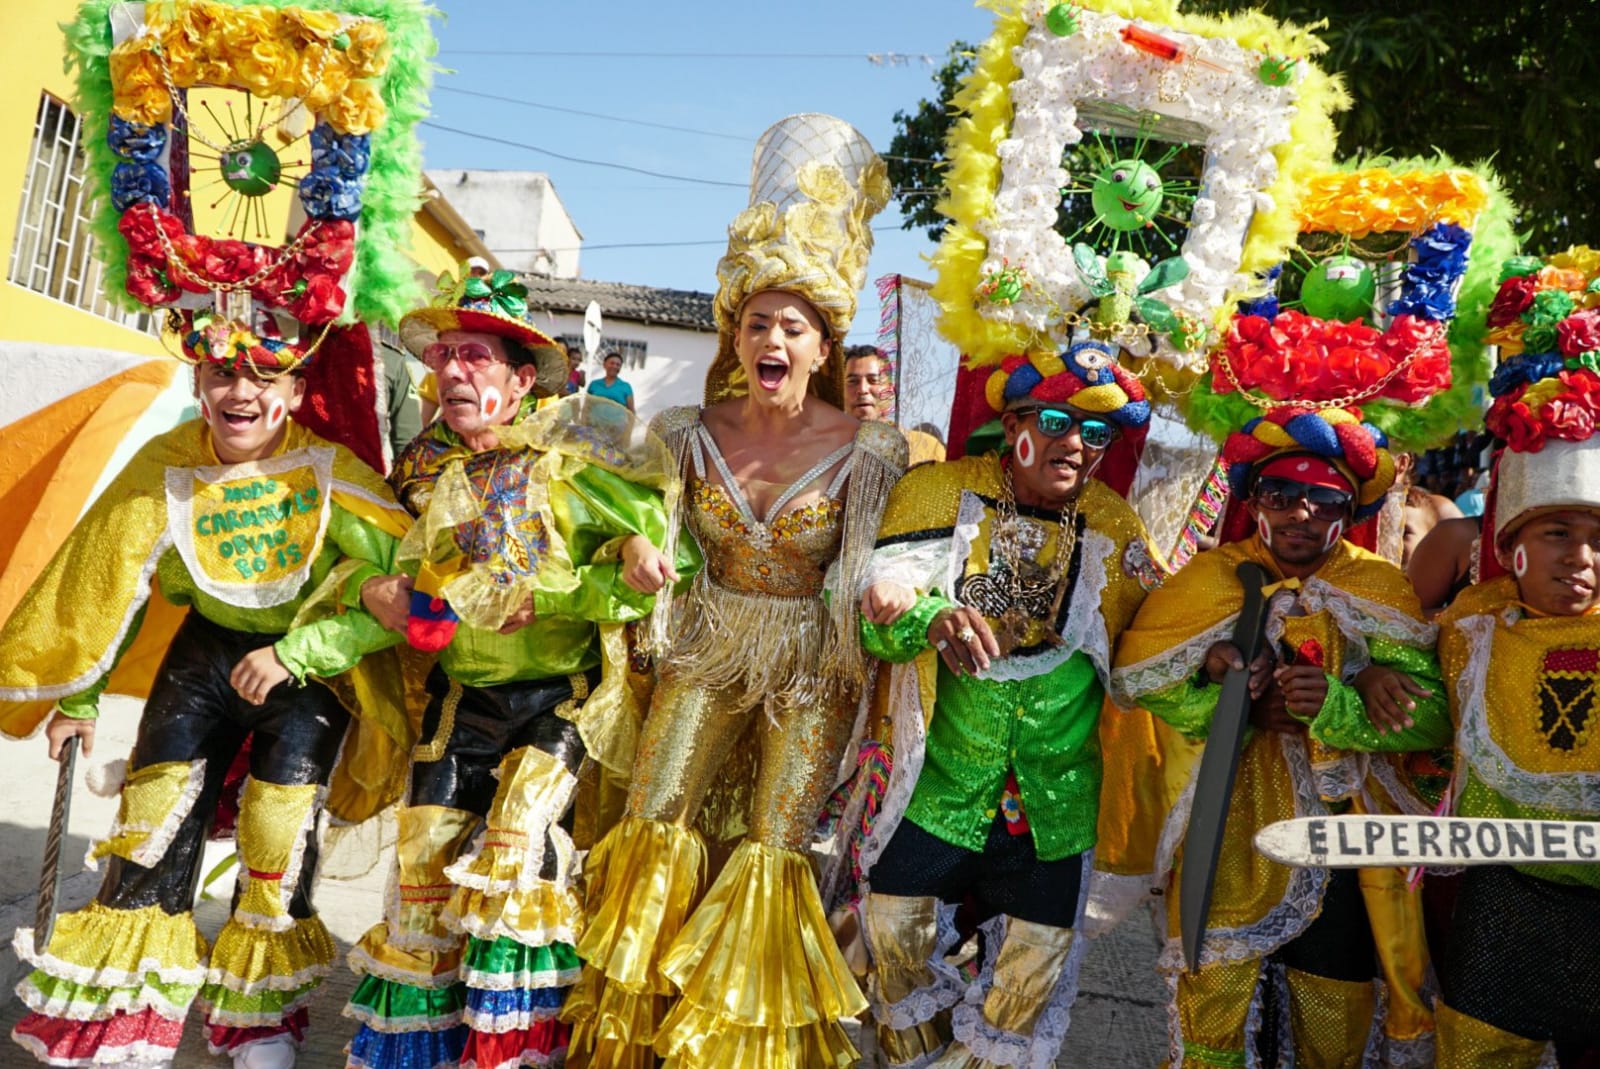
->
[[282, 273, 347, 325], [1557, 308, 1600, 357], [1488, 392, 1548, 453], [1488, 275, 1539, 329], [295, 220, 355, 275], [1543, 394, 1596, 440]]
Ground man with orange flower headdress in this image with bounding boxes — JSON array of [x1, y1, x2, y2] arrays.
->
[[849, 336, 1158, 1068], [1106, 404, 1443, 1069], [2, 332, 414, 1069]]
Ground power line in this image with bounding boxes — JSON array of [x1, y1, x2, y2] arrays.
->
[[441, 50, 938, 64], [496, 224, 911, 254], [431, 85, 944, 164], [422, 120, 947, 186], [434, 85, 750, 142], [419, 121, 745, 187]]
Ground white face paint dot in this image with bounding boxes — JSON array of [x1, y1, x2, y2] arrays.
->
[[266, 398, 287, 432]]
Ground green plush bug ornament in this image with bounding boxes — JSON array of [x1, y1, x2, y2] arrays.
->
[[220, 140, 282, 197], [1300, 253, 1376, 322], [1091, 159, 1164, 232], [1073, 243, 1196, 347]]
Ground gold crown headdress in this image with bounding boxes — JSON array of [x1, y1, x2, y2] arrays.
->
[[705, 113, 892, 408]]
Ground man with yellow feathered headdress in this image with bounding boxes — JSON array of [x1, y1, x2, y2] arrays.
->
[[341, 269, 697, 1069], [847, 336, 1158, 1068], [1106, 403, 1443, 1068], [4, 330, 415, 1069]]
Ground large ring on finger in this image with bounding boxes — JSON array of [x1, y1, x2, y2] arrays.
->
[[957, 626, 978, 645], [935, 639, 950, 652]]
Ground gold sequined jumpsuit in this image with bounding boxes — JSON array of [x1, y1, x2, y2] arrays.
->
[[564, 408, 906, 1069]]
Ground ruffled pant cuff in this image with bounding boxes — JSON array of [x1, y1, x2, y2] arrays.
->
[[564, 817, 705, 1063], [11, 902, 208, 1065], [200, 915, 335, 1030], [654, 840, 866, 1069]]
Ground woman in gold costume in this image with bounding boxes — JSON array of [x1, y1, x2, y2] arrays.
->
[[562, 114, 907, 1068]]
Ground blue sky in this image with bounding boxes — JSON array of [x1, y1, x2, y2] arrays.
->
[[422, 1, 997, 343]]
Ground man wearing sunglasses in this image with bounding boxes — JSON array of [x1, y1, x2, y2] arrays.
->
[[1109, 407, 1443, 1069], [846, 342, 1159, 1067], [344, 272, 697, 1069]]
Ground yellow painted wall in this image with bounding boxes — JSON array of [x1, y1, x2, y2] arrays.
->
[[0, 1, 470, 350], [0, 2, 165, 356]]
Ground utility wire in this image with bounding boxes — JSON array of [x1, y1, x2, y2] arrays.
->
[[434, 85, 750, 142], [423, 120, 946, 183], [442, 50, 938, 63], [497, 223, 912, 254], [419, 121, 745, 187], [433, 85, 943, 163]]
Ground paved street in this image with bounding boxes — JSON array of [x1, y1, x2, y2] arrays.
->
[[0, 695, 1169, 1067]]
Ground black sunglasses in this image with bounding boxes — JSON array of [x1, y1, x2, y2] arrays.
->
[[1253, 476, 1354, 521], [1014, 406, 1116, 449]]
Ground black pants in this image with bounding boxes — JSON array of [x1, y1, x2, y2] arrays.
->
[[98, 611, 349, 918], [869, 812, 1086, 929], [1443, 864, 1600, 1047], [409, 665, 592, 879]]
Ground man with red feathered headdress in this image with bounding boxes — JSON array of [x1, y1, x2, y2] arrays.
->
[[1103, 402, 1445, 1069]]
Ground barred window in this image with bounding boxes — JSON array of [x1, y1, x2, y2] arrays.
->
[[8, 93, 155, 334], [556, 334, 648, 369]]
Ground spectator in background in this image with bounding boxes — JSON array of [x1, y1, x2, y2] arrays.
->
[[843, 343, 946, 466], [564, 342, 586, 396], [587, 350, 635, 411], [378, 343, 423, 465]]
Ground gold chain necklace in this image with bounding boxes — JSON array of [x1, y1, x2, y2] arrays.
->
[[989, 465, 1079, 656]]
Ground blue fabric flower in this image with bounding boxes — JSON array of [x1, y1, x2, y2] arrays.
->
[[298, 171, 364, 221], [1389, 224, 1472, 320], [107, 116, 167, 162], [1489, 352, 1565, 397], [111, 161, 170, 211], [309, 123, 371, 177]]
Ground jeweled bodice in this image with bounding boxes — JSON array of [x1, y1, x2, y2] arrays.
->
[[687, 478, 844, 598]]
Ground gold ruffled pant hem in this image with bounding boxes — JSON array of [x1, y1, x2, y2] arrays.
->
[[563, 817, 706, 1065], [652, 840, 865, 1069]]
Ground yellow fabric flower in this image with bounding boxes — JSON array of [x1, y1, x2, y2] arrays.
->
[[323, 77, 385, 135], [110, 47, 170, 125], [342, 21, 391, 80]]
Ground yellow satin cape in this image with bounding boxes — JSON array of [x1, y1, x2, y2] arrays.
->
[[0, 421, 416, 823]]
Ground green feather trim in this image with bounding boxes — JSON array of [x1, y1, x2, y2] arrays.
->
[[62, 0, 437, 327], [1183, 155, 1520, 451]]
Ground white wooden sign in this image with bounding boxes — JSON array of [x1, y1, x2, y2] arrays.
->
[[1255, 815, 1600, 868]]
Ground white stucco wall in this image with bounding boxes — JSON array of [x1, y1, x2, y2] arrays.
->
[[529, 310, 716, 421], [423, 170, 583, 278]]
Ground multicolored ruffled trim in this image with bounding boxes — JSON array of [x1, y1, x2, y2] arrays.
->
[[457, 937, 574, 1066], [11, 901, 209, 1065], [12, 1007, 185, 1067], [346, 1018, 467, 1069], [200, 915, 335, 1029]]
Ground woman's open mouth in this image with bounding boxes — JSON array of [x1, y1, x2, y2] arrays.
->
[[755, 357, 788, 390]]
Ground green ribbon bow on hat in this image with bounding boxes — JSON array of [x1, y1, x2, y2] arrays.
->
[[462, 268, 530, 321]]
